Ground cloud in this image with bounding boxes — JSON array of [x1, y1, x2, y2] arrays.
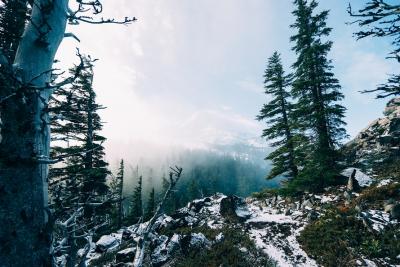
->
[[54, 0, 399, 162]]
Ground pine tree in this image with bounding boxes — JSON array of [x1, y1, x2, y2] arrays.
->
[[110, 159, 124, 228], [49, 56, 110, 200], [290, 0, 347, 190], [257, 51, 299, 180], [130, 175, 143, 223], [145, 187, 156, 221]]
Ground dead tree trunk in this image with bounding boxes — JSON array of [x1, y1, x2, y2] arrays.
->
[[0, 1, 69, 266]]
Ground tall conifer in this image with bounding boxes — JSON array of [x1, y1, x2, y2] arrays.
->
[[290, 0, 347, 190], [257, 52, 299, 180]]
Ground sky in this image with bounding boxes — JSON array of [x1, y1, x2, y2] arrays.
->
[[57, 0, 398, 164]]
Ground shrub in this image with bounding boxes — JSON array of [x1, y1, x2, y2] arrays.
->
[[298, 208, 400, 266]]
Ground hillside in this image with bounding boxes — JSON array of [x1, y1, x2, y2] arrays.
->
[[76, 170, 399, 267], [61, 100, 400, 267]]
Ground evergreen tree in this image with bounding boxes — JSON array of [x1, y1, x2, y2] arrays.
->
[[130, 175, 143, 223], [49, 56, 110, 200], [110, 159, 124, 228], [290, 0, 347, 190], [257, 51, 299, 180], [145, 187, 156, 221]]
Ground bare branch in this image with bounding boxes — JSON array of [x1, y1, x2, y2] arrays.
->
[[133, 166, 183, 267]]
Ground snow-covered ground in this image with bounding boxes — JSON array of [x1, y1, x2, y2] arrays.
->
[[246, 201, 318, 267]]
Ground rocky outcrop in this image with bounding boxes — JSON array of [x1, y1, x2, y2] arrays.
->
[[345, 97, 400, 169], [80, 181, 399, 267]]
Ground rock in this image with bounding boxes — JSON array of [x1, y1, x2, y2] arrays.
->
[[189, 233, 211, 249], [347, 169, 361, 192], [390, 204, 400, 220], [95, 235, 119, 253], [301, 199, 314, 210], [116, 247, 136, 263], [384, 204, 395, 213], [220, 195, 251, 222]]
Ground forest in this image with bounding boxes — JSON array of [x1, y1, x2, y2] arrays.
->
[[0, 0, 400, 267]]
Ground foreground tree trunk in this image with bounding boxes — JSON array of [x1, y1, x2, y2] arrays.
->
[[0, 1, 69, 265]]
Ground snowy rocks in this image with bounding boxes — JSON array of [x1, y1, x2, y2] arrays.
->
[[95, 234, 119, 253], [341, 168, 373, 187], [344, 98, 400, 168], [115, 247, 136, 263], [180, 232, 211, 251], [151, 234, 181, 267], [188, 197, 212, 212]]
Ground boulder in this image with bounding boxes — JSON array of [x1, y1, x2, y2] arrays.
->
[[188, 233, 211, 249], [220, 195, 251, 222], [95, 235, 119, 253], [116, 247, 136, 263]]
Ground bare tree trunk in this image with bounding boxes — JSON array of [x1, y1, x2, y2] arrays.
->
[[0, 1, 68, 266]]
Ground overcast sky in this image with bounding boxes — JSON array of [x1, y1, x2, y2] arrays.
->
[[57, 0, 397, 163]]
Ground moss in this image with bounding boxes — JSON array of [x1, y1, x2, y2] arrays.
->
[[298, 208, 400, 267], [173, 226, 276, 267]]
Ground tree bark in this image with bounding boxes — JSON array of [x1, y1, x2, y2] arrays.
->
[[0, 1, 69, 266]]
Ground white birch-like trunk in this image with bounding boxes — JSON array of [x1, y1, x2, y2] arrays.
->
[[0, 0, 69, 265]]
